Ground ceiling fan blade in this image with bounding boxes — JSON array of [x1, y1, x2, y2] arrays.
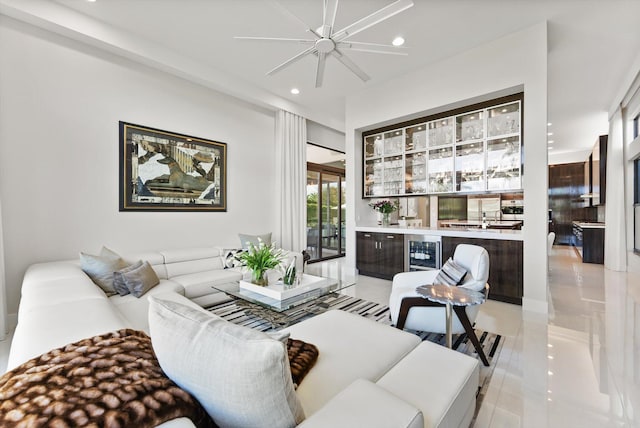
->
[[267, 45, 318, 76], [338, 41, 408, 55], [330, 49, 370, 82], [235, 36, 315, 46], [323, 0, 339, 32], [332, 0, 414, 42], [267, 0, 321, 39], [315, 52, 327, 88]]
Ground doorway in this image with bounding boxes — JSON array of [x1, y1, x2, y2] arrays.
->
[[306, 159, 345, 262]]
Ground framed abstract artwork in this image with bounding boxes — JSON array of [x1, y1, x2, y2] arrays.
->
[[119, 121, 227, 211]]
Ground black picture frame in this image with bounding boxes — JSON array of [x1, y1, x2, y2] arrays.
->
[[119, 121, 227, 211]]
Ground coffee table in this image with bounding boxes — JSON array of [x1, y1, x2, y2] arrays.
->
[[210, 276, 355, 329]]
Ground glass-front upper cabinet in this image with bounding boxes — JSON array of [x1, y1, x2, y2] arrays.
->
[[487, 102, 520, 138], [428, 118, 453, 147], [362, 94, 522, 197], [384, 130, 403, 155], [456, 110, 484, 142], [405, 152, 427, 194], [364, 134, 383, 158], [383, 155, 404, 195], [364, 158, 383, 196], [487, 136, 521, 190], [405, 124, 427, 152], [428, 147, 454, 193], [455, 142, 485, 191]]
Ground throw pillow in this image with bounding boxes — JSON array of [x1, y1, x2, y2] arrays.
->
[[79, 247, 127, 296], [113, 260, 144, 296], [238, 232, 272, 250], [434, 257, 467, 286], [121, 261, 160, 298], [148, 297, 305, 428], [222, 249, 245, 269]]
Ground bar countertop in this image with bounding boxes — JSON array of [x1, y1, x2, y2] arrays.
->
[[355, 225, 523, 241]]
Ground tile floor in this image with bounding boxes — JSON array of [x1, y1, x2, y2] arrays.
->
[[0, 246, 637, 427], [308, 246, 639, 427]]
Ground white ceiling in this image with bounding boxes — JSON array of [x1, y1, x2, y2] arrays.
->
[[5, 0, 640, 163]]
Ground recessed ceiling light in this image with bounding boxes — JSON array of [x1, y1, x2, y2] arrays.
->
[[548, 140, 554, 144], [392, 36, 405, 47], [548, 147, 554, 150], [290, 88, 300, 95], [547, 122, 552, 126], [87, 0, 96, 2], [547, 132, 553, 136]]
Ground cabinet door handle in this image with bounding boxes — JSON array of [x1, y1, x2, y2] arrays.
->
[[386, 235, 395, 239], [364, 234, 372, 238]]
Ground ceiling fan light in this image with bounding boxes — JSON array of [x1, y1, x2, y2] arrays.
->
[[392, 36, 405, 47]]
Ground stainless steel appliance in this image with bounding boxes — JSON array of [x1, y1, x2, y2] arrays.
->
[[500, 199, 524, 220], [405, 235, 442, 271]]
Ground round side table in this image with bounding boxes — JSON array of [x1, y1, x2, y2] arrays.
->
[[416, 284, 486, 349]]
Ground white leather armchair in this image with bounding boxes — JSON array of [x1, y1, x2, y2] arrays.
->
[[388, 244, 490, 365]]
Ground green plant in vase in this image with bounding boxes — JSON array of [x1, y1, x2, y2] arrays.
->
[[236, 239, 285, 286], [369, 199, 399, 227]]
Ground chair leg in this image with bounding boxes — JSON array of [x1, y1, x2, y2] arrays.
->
[[453, 306, 490, 366], [396, 297, 440, 330]]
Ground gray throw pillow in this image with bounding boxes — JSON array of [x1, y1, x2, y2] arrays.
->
[[113, 260, 144, 296], [121, 261, 160, 298], [148, 297, 305, 428], [238, 232, 272, 250], [79, 247, 127, 296], [434, 257, 467, 286]]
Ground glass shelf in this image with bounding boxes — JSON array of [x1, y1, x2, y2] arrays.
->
[[405, 152, 427, 194], [364, 158, 384, 196], [364, 134, 383, 159]]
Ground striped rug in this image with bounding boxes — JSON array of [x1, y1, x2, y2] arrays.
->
[[206, 293, 503, 400]]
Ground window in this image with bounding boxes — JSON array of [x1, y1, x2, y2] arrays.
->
[[635, 158, 640, 253], [634, 114, 639, 140]]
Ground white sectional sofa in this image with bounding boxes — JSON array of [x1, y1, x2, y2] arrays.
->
[[7, 246, 480, 428]]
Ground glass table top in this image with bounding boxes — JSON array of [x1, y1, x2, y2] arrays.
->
[[416, 284, 486, 306], [212, 275, 356, 313]]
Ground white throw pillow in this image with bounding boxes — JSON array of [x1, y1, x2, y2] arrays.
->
[[148, 297, 305, 428]]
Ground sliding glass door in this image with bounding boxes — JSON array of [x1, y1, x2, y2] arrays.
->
[[306, 164, 345, 262]]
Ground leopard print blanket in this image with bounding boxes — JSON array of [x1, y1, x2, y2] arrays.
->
[[0, 329, 214, 428]]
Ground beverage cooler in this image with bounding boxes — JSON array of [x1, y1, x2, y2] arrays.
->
[[405, 235, 442, 271]]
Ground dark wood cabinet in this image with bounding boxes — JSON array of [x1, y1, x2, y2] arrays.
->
[[549, 162, 586, 245], [573, 223, 604, 264], [442, 236, 523, 305], [356, 232, 404, 280]]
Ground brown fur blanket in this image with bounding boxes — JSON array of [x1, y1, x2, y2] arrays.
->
[[286, 339, 319, 388], [0, 329, 214, 428]]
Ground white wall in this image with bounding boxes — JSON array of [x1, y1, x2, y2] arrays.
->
[[345, 23, 549, 313], [0, 18, 277, 314]]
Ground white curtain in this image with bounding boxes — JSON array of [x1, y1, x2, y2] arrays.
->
[[275, 110, 307, 252], [604, 107, 627, 271], [0, 199, 7, 340]]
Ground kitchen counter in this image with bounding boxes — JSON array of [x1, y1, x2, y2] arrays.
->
[[572, 221, 605, 229], [440, 220, 523, 230], [355, 225, 523, 241]]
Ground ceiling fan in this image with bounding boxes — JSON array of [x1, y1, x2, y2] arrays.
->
[[235, 0, 414, 88]]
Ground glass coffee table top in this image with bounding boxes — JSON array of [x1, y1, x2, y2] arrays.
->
[[212, 275, 356, 313]]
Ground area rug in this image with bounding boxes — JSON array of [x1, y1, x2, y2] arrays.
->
[[205, 293, 504, 402]]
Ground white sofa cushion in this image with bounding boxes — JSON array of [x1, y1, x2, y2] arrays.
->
[[377, 340, 479, 428], [18, 276, 108, 316], [170, 269, 243, 299], [7, 299, 129, 370], [282, 310, 421, 416], [297, 379, 423, 428], [161, 247, 223, 278], [148, 297, 305, 428], [110, 280, 185, 332]]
